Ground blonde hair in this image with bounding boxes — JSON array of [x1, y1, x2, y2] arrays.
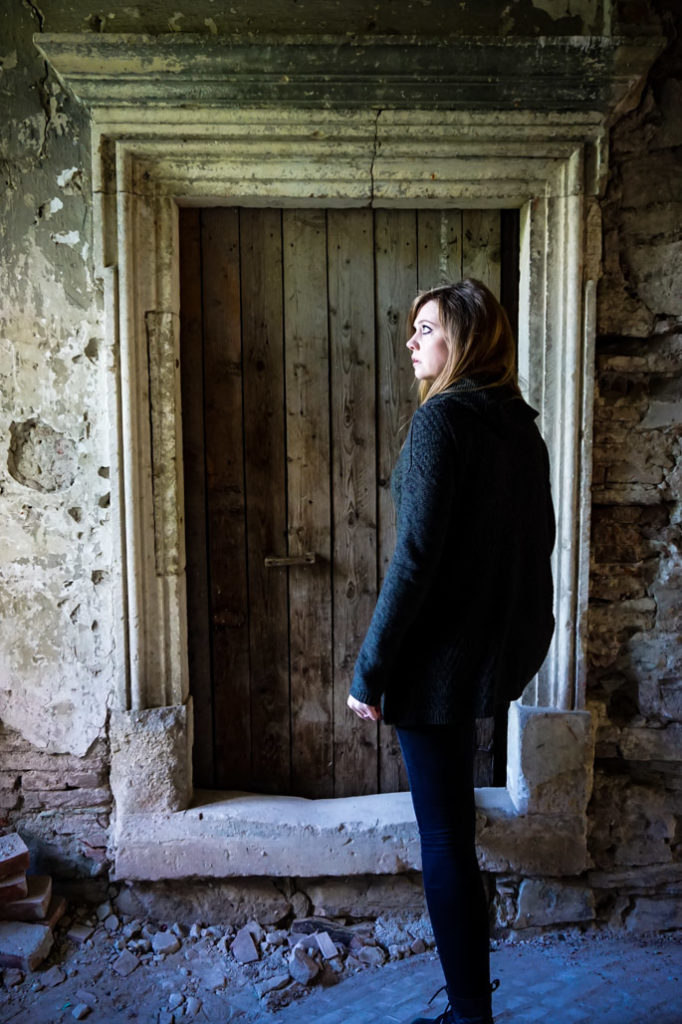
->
[[409, 278, 520, 405]]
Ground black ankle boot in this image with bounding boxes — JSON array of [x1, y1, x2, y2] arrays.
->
[[408, 980, 499, 1024]]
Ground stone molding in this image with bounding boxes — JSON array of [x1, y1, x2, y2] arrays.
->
[[65, 104, 605, 715], [34, 33, 664, 113]]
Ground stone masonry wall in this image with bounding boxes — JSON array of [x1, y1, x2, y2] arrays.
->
[[1, 0, 681, 935], [586, 3, 682, 932], [0, 722, 111, 881]]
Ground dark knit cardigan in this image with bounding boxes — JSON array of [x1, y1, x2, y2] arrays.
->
[[350, 378, 556, 725]]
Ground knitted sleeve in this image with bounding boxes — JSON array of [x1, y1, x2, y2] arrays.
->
[[349, 400, 457, 706]]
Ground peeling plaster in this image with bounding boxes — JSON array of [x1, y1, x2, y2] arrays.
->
[[0, 5, 115, 756], [56, 167, 83, 192], [0, 51, 18, 73], [51, 229, 80, 246], [8, 418, 78, 492]]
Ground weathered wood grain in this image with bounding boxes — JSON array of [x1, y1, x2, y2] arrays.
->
[[201, 207, 252, 790], [184, 205, 518, 797], [374, 208, 417, 794], [462, 209, 501, 296], [283, 209, 334, 799], [241, 207, 291, 795], [328, 208, 379, 797], [417, 209, 463, 289]]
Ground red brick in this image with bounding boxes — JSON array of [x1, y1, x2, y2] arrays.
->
[[0, 833, 29, 880], [20, 770, 106, 791], [0, 791, 21, 811], [0, 872, 28, 906], [67, 922, 94, 943], [44, 894, 67, 929], [21, 788, 111, 811], [1, 875, 52, 922]]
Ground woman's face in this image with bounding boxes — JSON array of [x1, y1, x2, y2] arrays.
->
[[406, 299, 450, 382]]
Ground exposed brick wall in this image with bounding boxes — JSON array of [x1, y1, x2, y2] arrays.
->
[[587, 6, 682, 929], [0, 724, 111, 879]]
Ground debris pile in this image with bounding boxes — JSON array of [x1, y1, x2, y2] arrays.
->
[[0, 877, 437, 1019], [226, 912, 434, 1011]]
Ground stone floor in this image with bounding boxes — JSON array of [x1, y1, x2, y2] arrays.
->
[[1, 928, 681, 1023]]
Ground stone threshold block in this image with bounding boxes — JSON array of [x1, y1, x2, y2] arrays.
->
[[110, 701, 592, 882], [113, 785, 589, 882]]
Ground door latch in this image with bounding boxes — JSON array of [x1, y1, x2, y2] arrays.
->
[[264, 552, 316, 568]]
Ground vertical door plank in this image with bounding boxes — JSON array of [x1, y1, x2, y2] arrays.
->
[[201, 208, 252, 790], [473, 717, 495, 787], [241, 208, 291, 795], [283, 209, 334, 799], [462, 210, 502, 297], [500, 208, 520, 343], [328, 208, 378, 797], [179, 207, 213, 788], [374, 209, 417, 794], [417, 210, 463, 289]]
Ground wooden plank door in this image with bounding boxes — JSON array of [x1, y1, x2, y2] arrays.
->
[[180, 206, 518, 797]]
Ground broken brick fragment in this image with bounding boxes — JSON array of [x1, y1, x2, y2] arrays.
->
[[1, 876, 52, 922], [111, 949, 139, 977], [230, 925, 259, 963], [44, 894, 67, 930], [0, 834, 30, 881], [0, 872, 29, 906]]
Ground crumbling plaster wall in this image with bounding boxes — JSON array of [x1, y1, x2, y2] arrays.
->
[[587, 3, 682, 931], [0, 2, 120, 877], [1, 0, 680, 924]]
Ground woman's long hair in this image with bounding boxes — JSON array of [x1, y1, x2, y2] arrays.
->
[[409, 278, 521, 405]]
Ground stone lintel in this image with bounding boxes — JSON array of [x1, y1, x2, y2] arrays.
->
[[34, 33, 664, 113]]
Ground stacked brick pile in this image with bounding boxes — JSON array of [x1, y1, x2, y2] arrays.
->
[[0, 832, 66, 970]]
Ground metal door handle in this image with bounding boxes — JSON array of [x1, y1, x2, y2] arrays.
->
[[264, 552, 316, 568]]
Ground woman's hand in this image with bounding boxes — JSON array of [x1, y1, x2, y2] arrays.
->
[[347, 695, 382, 721]]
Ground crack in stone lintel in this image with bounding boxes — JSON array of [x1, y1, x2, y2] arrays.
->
[[369, 108, 382, 206]]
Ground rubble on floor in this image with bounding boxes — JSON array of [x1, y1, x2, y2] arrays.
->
[[0, 878, 437, 1021]]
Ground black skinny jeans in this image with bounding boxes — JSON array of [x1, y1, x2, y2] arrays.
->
[[397, 721, 491, 1013]]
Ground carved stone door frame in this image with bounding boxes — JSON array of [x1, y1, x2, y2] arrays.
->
[[95, 106, 600, 714], [34, 33, 661, 881]]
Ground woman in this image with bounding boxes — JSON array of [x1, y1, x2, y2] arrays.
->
[[347, 278, 555, 1024]]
